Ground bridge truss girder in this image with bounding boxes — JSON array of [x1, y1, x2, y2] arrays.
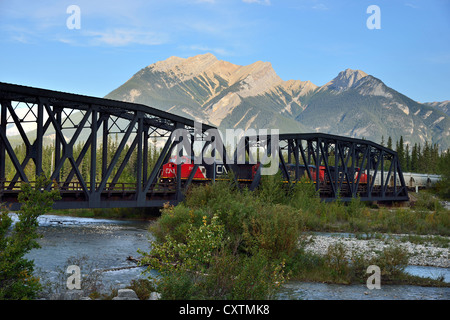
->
[[0, 82, 220, 210], [247, 133, 409, 202]]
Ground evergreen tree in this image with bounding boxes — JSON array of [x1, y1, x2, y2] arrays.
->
[[418, 144, 423, 173], [437, 149, 450, 199], [405, 144, 410, 172], [396, 136, 406, 171], [422, 142, 431, 174], [432, 144, 439, 174], [411, 143, 418, 172], [387, 136, 393, 150]]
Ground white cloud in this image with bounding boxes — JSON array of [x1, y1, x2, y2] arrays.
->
[[85, 29, 169, 47], [404, 3, 420, 9], [242, 0, 271, 5], [183, 44, 232, 56], [312, 3, 329, 10]]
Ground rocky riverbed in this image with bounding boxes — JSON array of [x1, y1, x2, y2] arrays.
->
[[302, 233, 449, 268]]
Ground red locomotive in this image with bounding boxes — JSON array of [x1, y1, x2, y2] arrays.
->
[[161, 156, 208, 181], [159, 156, 260, 184]]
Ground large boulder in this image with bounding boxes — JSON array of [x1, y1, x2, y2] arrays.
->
[[112, 289, 139, 300]]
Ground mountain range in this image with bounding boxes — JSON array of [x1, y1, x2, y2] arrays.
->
[[424, 101, 450, 117], [106, 53, 450, 150]]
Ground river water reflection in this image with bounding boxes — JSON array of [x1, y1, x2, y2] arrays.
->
[[16, 214, 449, 300], [22, 214, 155, 293]]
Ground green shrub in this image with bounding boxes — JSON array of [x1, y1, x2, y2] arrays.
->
[[150, 203, 206, 244], [230, 250, 287, 300], [283, 248, 327, 282], [257, 173, 288, 205], [373, 245, 409, 281], [243, 204, 303, 259], [157, 270, 198, 300], [347, 196, 365, 219], [414, 192, 444, 212], [199, 251, 240, 299], [325, 242, 350, 282], [0, 175, 60, 300], [288, 177, 321, 211], [349, 251, 371, 283]]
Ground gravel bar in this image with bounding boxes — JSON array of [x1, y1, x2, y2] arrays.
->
[[302, 233, 449, 268]]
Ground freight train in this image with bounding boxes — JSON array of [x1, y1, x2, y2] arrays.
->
[[159, 156, 440, 189], [158, 156, 365, 187]]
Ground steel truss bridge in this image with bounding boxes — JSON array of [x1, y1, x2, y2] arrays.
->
[[0, 82, 409, 210]]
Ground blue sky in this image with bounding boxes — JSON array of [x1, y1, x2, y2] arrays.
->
[[1, 0, 449, 103]]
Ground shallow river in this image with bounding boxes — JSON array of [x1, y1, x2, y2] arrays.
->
[[16, 214, 450, 300]]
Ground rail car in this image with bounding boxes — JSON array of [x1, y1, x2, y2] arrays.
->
[[362, 171, 440, 189], [159, 156, 260, 187], [391, 172, 440, 189], [285, 164, 368, 184], [408, 173, 440, 188]]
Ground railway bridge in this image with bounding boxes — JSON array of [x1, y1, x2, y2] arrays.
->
[[0, 82, 409, 210]]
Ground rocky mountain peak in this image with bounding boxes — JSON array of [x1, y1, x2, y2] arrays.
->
[[322, 68, 369, 92], [149, 53, 220, 81], [233, 60, 283, 97], [280, 79, 318, 95]]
